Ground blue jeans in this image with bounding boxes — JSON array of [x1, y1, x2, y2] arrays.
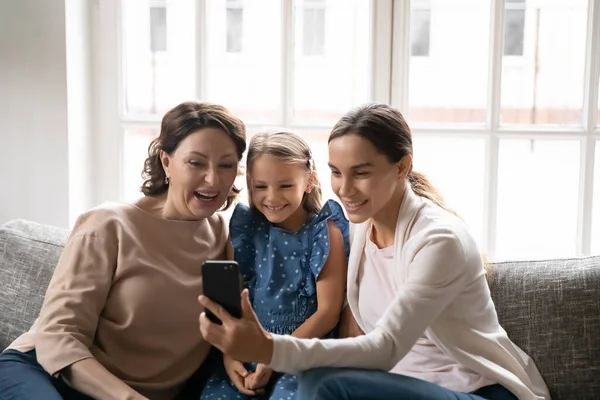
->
[[0, 349, 218, 400], [0, 350, 92, 400], [297, 368, 518, 400]]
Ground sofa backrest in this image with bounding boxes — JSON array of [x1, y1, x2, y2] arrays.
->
[[489, 256, 600, 399], [1, 219, 599, 398], [0, 219, 68, 352]]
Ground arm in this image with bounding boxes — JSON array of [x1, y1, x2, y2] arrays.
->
[[267, 229, 472, 374], [63, 359, 147, 400], [34, 219, 146, 400], [338, 305, 364, 338], [291, 221, 347, 339]]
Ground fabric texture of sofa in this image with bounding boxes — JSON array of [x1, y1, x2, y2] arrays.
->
[[1, 219, 599, 399]]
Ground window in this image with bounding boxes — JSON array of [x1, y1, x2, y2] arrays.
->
[[226, 0, 243, 53], [95, 0, 600, 262], [504, 0, 526, 56], [411, 0, 430, 57]]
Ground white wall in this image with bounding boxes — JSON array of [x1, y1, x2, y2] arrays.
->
[[0, 0, 69, 227], [0, 0, 94, 229]]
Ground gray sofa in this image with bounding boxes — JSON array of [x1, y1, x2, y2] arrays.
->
[[1, 219, 599, 399]]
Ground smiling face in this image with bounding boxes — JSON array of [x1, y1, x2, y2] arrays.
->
[[161, 127, 240, 220], [328, 133, 410, 224], [248, 154, 312, 231]]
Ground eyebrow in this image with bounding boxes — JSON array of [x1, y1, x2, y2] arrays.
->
[[253, 180, 294, 184], [327, 162, 373, 170], [186, 151, 237, 159]]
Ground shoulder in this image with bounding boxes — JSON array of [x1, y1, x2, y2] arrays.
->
[[70, 202, 133, 237], [403, 201, 482, 275]]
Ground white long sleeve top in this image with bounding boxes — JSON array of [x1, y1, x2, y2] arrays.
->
[[267, 184, 550, 400]]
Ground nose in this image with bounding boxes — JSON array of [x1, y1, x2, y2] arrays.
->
[[205, 166, 219, 186], [337, 177, 355, 198], [266, 186, 278, 201]]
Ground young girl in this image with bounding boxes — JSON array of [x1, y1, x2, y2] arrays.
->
[[201, 131, 350, 399]]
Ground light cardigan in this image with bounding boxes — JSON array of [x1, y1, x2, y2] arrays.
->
[[268, 185, 550, 399]]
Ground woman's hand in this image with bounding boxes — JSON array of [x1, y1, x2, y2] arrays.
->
[[223, 355, 263, 396], [338, 305, 365, 338], [245, 363, 273, 390], [199, 289, 274, 364]]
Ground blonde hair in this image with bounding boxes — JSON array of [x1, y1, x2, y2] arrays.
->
[[246, 131, 322, 215]]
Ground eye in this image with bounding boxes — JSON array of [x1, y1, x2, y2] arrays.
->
[[188, 160, 202, 167], [254, 185, 267, 190], [355, 171, 370, 177], [280, 184, 293, 189], [219, 163, 236, 169], [330, 170, 341, 177]]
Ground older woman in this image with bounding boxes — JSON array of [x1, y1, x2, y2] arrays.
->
[[0, 102, 246, 400]]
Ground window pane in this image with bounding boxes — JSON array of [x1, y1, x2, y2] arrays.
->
[[408, 0, 491, 124], [123, 129, 157, 203], [496, 139, 580, 260], [226, 7, 243, 53], [411, 9, 431, 57], [592, 141, 600, 255], [412, 137, 486, 247], [303, 8, 325, 56], [122, 0, 196, 116], [293, 0, 371, 125], [598, 80, 600, 127], [206, 0, 282, 123], [500, 1, 589, 125]]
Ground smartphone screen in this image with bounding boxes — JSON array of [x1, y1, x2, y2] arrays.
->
[[201, 260, 243, 325]]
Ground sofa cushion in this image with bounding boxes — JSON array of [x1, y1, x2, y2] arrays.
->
[[0, 219, 68, 351], [489, 256, 600, 400]]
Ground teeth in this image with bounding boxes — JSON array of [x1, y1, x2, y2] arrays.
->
[[265, 205, 285, 211]]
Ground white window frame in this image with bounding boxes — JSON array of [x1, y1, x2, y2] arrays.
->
[[91, 0, 600, 260]]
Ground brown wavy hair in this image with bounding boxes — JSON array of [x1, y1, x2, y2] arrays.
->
[[141, 101, 247, 211], [329, 103, 490, 278]]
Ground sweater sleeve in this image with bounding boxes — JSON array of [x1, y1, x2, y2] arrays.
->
[[35, 213, 118, 376], [268, 226, 473, 374]]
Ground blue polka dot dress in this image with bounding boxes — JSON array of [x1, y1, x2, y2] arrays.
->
[[201, 199, 350, 400]]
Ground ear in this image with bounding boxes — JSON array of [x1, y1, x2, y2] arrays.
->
[[305, 170, 317, 193], [397, 154, 412, 180], [160, 150, 170, 178]]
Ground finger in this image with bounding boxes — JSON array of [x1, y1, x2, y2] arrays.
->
[[198, 295, 234, 325], [231, 373, 257, 396], [240, 289, 261, 325], [244, 372, 255, 390], [199, 313, 226, 349], [247, 374, 268, 390], [232, 362, 248, 378]]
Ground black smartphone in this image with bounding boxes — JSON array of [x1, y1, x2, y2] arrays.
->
[[201, 260, 243, 325]]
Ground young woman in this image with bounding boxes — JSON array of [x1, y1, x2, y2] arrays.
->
[[197, 104, 550, 400]]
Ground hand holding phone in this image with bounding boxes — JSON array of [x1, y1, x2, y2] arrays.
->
[[201, 260, 243, 325]]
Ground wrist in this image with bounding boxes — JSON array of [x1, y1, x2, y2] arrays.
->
[[259, 332, 274, 365]]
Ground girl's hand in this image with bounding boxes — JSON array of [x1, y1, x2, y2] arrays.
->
[[245, 363, 273, 390], [199, 289, 274, 364], [339, 305, 365, 338], [223, 355, 262, 396]]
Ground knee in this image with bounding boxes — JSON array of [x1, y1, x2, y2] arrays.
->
[[297, 368, 349, 400]]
